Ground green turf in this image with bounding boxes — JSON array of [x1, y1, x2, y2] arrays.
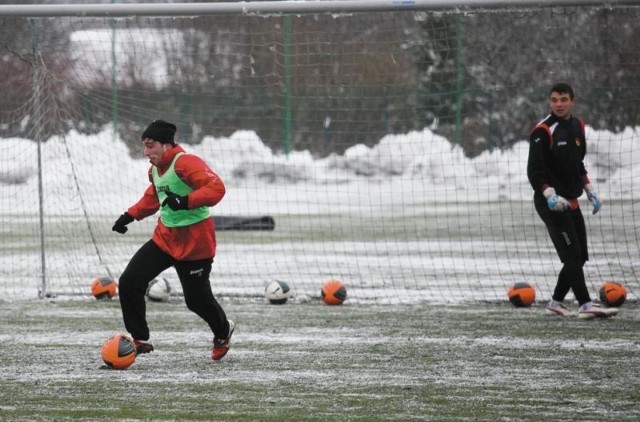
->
[[1, 298, 639, 421]]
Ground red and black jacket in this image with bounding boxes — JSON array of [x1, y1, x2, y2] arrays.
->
[[127, 145, 226, 261], [527, 113, 590, 204]]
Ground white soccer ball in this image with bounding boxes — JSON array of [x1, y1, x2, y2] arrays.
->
[[265, 280, 292, 304], [146, 277, 171, 302]]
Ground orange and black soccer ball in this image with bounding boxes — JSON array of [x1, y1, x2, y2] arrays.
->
[[91, 277, 117, 300], [101, 333, 136, 370], [599, 281, 626, 307], [321, 279, 347, 305], [507, 282, 536, 307]]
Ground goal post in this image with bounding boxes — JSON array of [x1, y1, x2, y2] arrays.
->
[[1, 2, 639, 303]]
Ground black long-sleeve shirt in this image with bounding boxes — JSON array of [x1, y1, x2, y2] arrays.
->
[[527, 113, 589, 200]]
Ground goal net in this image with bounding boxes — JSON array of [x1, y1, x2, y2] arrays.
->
[[1, 3, 639, 303]]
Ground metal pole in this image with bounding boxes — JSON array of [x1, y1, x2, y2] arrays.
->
[[283, 15, 292, 156], [30, 19, 47, 299], [111, 5, 118, 142], [454, 15, 464, 146]]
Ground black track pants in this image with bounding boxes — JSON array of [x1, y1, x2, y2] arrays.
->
[[118, 240, 230, 341], [534, 194, 591, 305]]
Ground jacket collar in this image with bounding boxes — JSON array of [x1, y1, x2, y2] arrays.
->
[[156, 144, 185, 171]]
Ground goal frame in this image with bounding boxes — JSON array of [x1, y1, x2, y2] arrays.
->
[[2, 1, 639, 301], [1, 0, 640, 17]]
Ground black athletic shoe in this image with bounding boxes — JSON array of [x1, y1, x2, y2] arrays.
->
[[134, 339, 154, 355]]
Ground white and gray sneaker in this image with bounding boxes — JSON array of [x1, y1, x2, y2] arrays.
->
[[546, 300, 570, 317], [578, 302, 619, 319]]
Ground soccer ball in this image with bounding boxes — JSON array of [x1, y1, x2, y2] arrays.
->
[[146, 277, 171, 302], [91, 277, 117, 300], [507, 282, 535, 307], [599, 281, 626, 307], [101, 333, 136, 370], [265, 280, 292, 304], [321, 279, 347, 305]]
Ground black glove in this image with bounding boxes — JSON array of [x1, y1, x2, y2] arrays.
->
[[162, 193, 189, 211], [112, 212, 134, 234]]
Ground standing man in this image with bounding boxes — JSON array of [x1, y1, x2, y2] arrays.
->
[[527, 83, 618, 319], [112, 119, 235, 359]]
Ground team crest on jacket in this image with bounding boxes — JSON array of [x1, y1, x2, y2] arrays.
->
[[575, 138, 581, 146]]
